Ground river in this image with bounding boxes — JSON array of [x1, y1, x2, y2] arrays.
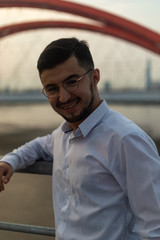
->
[[0, 102, 160, 153]]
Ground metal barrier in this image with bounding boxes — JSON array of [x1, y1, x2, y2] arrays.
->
[[0, 159, 55, 237], [0, 222, 55, 236]]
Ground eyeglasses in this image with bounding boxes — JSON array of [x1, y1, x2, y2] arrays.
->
[[41, 68, 93, 99]]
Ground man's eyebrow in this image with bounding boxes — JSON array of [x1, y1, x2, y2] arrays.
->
[[45, 83, 57, 89], [64, 73, 80, 81], [44, 73, 80, 89]]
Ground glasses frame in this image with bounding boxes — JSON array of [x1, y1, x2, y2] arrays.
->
[[41, 68, 93, 99]]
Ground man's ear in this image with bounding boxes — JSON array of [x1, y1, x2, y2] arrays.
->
[[92, 68, 100, 86]]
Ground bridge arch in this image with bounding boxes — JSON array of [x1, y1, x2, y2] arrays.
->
[[1, 21, 159, 55], [0, 0, 160, 55]]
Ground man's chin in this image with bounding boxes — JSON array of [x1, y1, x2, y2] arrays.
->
[[62, 110, 89, 123], [62, 115, 82, 123], [59, 112, 84, 123]]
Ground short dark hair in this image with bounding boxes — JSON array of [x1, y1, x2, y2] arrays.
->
[[37, 37, 94, 74]]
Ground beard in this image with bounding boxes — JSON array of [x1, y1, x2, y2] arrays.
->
[[57, 82, 94, 123]]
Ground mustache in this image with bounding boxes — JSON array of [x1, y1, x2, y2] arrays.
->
[[56, 98, 80, 108]]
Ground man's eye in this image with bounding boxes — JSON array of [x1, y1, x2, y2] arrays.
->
[[47, 86, 58, 92], [66, 79, 77, 86]]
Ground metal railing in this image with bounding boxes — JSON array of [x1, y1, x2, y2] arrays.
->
[[0, 159, 55, 237]]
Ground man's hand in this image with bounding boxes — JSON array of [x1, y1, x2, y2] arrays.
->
[[0, 162, 13, 192]]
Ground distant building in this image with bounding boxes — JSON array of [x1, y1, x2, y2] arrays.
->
[[146, 59, 160, 90], [104, 81, 111, 91]]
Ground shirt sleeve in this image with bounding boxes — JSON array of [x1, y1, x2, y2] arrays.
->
[[0, 134, 53, 172], [114, 131, 160, 239]]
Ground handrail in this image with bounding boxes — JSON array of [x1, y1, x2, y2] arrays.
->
[[16, 159, 53, 175], [0, 222, 55, 236], [0, 157, 53, 175], [0, 159, 55, 237]]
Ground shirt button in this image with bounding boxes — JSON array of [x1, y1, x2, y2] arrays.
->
[[70, 139, 74, 144], [60, 216, 66, 222], [66, 190, 70, 196]]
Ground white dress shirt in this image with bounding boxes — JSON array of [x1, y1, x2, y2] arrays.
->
[[1, 100, 160, 240]]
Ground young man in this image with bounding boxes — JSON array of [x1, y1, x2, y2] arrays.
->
[[0, 38, 160, 240]]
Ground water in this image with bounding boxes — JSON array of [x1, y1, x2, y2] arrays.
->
[[0, 103, 63, 155], [0, 102, 160, 239], [0, 103, 160, 152]]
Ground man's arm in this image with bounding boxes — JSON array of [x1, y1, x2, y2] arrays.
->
[[0, 134, 53, 192], [114, 132, 160, 239]]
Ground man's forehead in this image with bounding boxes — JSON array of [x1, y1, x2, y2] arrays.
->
[[40, 57, 86, 82]]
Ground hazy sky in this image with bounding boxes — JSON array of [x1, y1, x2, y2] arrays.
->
[[69, 0, 160, 32], [1, 0, 160, 31], [0, 0, 160, 91]]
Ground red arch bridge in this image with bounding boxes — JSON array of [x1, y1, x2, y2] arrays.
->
[[0, 0, 160, 55]]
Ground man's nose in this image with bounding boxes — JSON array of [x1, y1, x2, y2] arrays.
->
[[58, 87, 71, 103]]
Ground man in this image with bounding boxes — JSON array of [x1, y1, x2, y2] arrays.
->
[[0, 37, 160, 240]]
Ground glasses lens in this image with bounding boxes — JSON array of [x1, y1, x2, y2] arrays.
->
[[42, 88, 57, 98], [64, 79, 79, 92]]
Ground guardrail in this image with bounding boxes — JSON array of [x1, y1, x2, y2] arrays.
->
[[0, 159, 55, 238], [1, 90, 160, 104], [101, 91, 160, 105]]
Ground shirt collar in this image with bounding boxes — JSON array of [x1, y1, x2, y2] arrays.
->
[[61, 100, 109, 137], [78, 100, 108, 137], [62, 121, 73, 133]]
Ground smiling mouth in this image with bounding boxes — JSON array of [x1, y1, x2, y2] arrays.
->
[[61, 99, 79, 110]]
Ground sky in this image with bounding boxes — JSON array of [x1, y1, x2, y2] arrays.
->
[[70, 0, 160, 32], [0, 0, 160, 91]]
